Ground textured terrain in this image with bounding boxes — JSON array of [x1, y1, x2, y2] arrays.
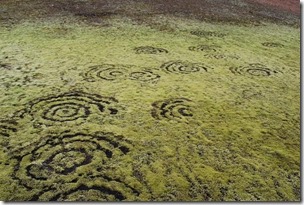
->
[[0, 0, 300, 201]]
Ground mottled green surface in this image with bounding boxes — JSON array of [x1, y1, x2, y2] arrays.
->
[[0, 15, 300, 201]]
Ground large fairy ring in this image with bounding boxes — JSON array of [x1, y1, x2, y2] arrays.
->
[[134, 46, 168, 54], [129, 70, 160, 83], [43, 176, 141, 201], [188, 45, 221, 52], [229, 63, 282, 77], [11, 130, 133, 192], [19, 91, 119, 125], [160, 61, 212, 74], [82, 64, 129, 82], [151, 98, 194, 121], [190, 30, 226, 38], [261, 42, 284, 48]]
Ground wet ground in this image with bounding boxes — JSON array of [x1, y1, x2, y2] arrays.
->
[[0, 0, 301, 202]]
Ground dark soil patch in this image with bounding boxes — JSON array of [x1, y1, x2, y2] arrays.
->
[[0, 0, 300, 26], [248, 0, 300, 15]]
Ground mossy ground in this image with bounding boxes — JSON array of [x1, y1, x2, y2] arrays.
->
[[0, 14, 300, 201]]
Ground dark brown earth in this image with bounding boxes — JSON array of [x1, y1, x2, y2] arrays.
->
[[249, 0, 300, 14], [0, 0, 300, 26]]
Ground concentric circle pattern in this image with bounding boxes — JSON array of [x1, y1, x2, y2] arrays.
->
[[229, 63, 281, 76], [204, 53, 240, 60], [43, 177, 140, 202], [261, 42, 284, 48], [129, 71, 160, 83], [82, 64, 129, 82], [0, 1, 300, 200], [23, 91, 119, 125], [151, 98, 194, 121], [190, 30, 226, 38], [161, 61, 212, 74], [51, 184, 125, 201], [134, 46, 168, 54], [188, 45, 221, 52], [12, 130, 133, 192]]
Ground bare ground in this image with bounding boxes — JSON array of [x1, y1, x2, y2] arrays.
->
[[0, 0, 300, 26]]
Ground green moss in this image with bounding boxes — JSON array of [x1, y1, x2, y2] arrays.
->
[[0, 15, 300, 201]]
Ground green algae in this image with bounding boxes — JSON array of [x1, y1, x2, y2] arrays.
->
[[0, 16, 300, 201]]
